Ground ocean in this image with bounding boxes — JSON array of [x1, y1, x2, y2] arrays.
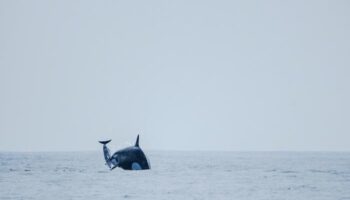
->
[[0, 151, 349, 200]]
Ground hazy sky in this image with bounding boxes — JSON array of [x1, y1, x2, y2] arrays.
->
[[0, 0, 349, 151]]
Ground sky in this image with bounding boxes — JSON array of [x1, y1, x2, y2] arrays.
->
[[0, 0, 349, 152]]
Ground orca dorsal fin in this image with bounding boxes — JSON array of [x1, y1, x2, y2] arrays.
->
[[135, 134, 140, 147]]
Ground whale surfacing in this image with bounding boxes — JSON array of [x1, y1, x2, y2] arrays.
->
[[99, 135, 151, 170]]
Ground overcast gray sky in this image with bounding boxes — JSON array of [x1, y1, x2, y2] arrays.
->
[[0, 0, 349, 151]]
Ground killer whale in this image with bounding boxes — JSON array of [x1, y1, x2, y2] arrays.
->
[[99, 135, 151, 170]]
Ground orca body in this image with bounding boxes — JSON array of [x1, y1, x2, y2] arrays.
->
[[99, 135, 151, 170]]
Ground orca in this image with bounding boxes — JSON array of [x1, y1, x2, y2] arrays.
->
[[99, 135, 151, 170]]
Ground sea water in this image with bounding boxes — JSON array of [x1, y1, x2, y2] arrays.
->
[[0, 151, 349, 200]]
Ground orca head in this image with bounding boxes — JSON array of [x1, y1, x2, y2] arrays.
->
[[110, 154, 120, 166]]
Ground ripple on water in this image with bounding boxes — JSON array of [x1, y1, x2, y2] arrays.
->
[[309, 169, 342, 175]]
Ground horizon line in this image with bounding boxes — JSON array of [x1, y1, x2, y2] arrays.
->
[[1, 149, 350, 153]]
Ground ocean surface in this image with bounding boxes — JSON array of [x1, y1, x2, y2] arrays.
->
[[0, 151, 349, 200]]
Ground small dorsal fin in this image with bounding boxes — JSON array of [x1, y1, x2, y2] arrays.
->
[[135, 134, 140, 147]]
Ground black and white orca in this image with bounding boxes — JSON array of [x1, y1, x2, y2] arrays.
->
[[99, 135, 151, 170]]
